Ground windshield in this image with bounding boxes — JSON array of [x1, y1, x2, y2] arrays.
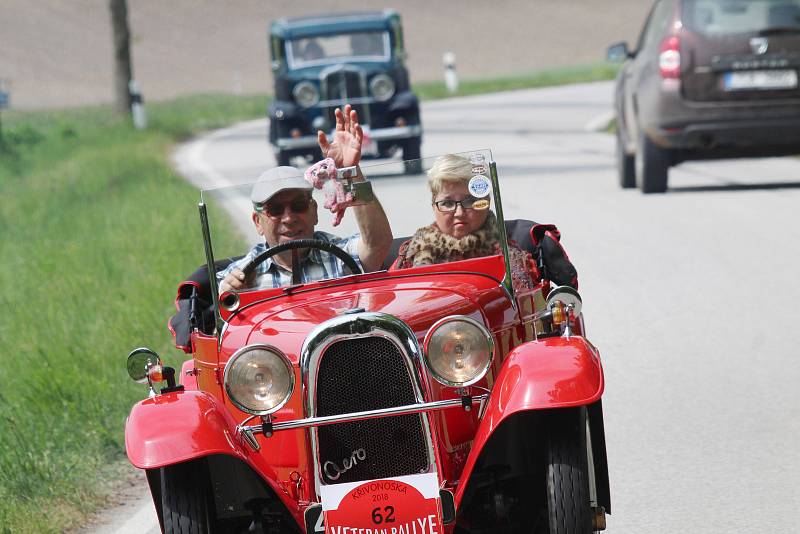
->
[[286, 31, 390, 68], [200, 150, 511, 294], [683, 0, 800, 35]]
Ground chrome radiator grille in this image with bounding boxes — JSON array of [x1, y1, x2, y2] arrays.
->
[[321, 68, 369, 126], [315, 336, 429, 484]]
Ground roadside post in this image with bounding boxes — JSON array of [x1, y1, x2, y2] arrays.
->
[[0, 78, 10, 143], [129, 79, 147, 130], [443, 52, 459, 94]]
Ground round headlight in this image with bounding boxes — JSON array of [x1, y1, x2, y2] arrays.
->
[[424, 316, 494, 387], [292, 81, 320, 108], [369, 74, 395, 102], [224, 345, 294, 415]]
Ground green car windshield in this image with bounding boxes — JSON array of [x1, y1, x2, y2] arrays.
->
[[287, 31, 390, 69], [199, 150, 513, 294]]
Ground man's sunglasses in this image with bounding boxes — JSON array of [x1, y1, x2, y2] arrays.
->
[[433, 197, 490, 213], [257, 196, 312, 217]]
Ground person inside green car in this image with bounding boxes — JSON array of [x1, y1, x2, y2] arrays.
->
[[302, 39, 324, 61]]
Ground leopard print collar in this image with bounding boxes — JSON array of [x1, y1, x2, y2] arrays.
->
[[399, 211, 500, 267]]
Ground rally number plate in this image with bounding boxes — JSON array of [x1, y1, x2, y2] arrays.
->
[[305, 504, 324, 534], [319, 473, 443, 534]]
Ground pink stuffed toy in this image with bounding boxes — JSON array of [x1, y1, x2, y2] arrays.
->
[[305, 158, 356, 226]]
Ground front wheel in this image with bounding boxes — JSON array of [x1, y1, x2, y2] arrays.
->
[[161, 461, 214, 533], [403, 137, 422, 174], [275, 150, 292, 167], [546, 409, 593, 534]]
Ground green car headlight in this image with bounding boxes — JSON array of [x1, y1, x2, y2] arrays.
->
[[424, 316, 494, 387], [292, 81, 320, 108], [369, 74, 396, 102], [224, 345, 294, 415]]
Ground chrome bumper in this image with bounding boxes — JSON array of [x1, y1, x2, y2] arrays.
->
[[275, 124, 422, 150], [238, 394, 487, 450]]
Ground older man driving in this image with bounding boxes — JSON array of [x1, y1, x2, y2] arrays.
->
[[217, 105, 392, 293]]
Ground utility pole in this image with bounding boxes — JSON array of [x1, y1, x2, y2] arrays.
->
[[0, 79, 9, 145], [109, 0, 132, 114]]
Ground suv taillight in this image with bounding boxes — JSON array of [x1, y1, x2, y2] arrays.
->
[[659, 36, 681, 79]]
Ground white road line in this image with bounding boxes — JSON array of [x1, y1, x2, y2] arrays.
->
[[173, 118, 268, 189], [114, 497, 160, 534], [583, 110, 615, 132], [79, 485, 160, 534]]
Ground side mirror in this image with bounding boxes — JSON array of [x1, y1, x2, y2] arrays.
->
[[532, 287, 583, 337], [126, 347, 161, 384], [607, 42, 632, 63], [126, 347, 182, 396], [547, 286, 582, 317]]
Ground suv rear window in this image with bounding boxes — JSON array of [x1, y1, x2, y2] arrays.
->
[[683, 0, 800, 35]]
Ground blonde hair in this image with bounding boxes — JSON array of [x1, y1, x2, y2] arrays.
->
[[427, 154, 473, 200]]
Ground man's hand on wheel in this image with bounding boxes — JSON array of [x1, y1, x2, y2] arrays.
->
[[219, 268, 251, 294]]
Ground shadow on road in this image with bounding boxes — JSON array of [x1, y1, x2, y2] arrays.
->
[[670, 181, 800, 193], [497, 163, 615, 176]]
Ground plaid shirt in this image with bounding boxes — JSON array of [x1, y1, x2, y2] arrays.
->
[[217, 231, 363, 289]]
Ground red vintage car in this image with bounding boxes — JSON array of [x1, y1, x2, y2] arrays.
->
[[125, 150, 611, 534]]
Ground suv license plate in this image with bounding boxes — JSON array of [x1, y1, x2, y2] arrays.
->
[[723, 70, 798, 91]]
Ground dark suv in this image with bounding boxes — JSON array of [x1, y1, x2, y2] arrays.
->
[[268, 10, 422, 170], [608, 0, 800, 193]]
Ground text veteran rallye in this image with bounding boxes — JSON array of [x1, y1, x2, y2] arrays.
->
[[125, 150, 611, 534]]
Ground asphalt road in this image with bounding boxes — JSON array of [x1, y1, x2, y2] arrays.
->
[[89, 81, 800, 533]]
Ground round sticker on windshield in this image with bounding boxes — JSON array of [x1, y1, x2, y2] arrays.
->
[[468, 175, 491, 198]]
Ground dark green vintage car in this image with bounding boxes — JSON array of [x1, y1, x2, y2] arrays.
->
[[268, 10, 423, 171]]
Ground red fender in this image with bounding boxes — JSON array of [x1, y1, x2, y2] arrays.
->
[[126, 390, 311, 527], [125, 390, 248, 469], [455, 336, 604, 505]]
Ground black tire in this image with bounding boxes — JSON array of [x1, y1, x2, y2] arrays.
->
[[635, 131, 669, 194], [276, 150, 292, 167], [403, 137, 422, 174], [616, 130, 635, 189], [546, 409, 593, 534], [161, 461, 214, 534]]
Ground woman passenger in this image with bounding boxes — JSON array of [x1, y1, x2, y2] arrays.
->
[[390, 154, 534, 290]]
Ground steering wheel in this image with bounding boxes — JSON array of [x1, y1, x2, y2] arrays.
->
[[241, 239, 362, 285]]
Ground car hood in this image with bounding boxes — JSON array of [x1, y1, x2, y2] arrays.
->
[[220, 274, 515, 361]]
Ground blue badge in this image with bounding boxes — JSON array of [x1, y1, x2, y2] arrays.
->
[[468, 175, 491, 198]]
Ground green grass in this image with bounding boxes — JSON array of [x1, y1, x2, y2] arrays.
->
[[0, 63, 614, 532], [413, 62, 619, 100], [0, 94, 259, 533]]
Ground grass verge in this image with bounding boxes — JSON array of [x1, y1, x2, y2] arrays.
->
[[0, 63, 615, 532], [0, 94, 261, 533], [414, 62, 619, 100]]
